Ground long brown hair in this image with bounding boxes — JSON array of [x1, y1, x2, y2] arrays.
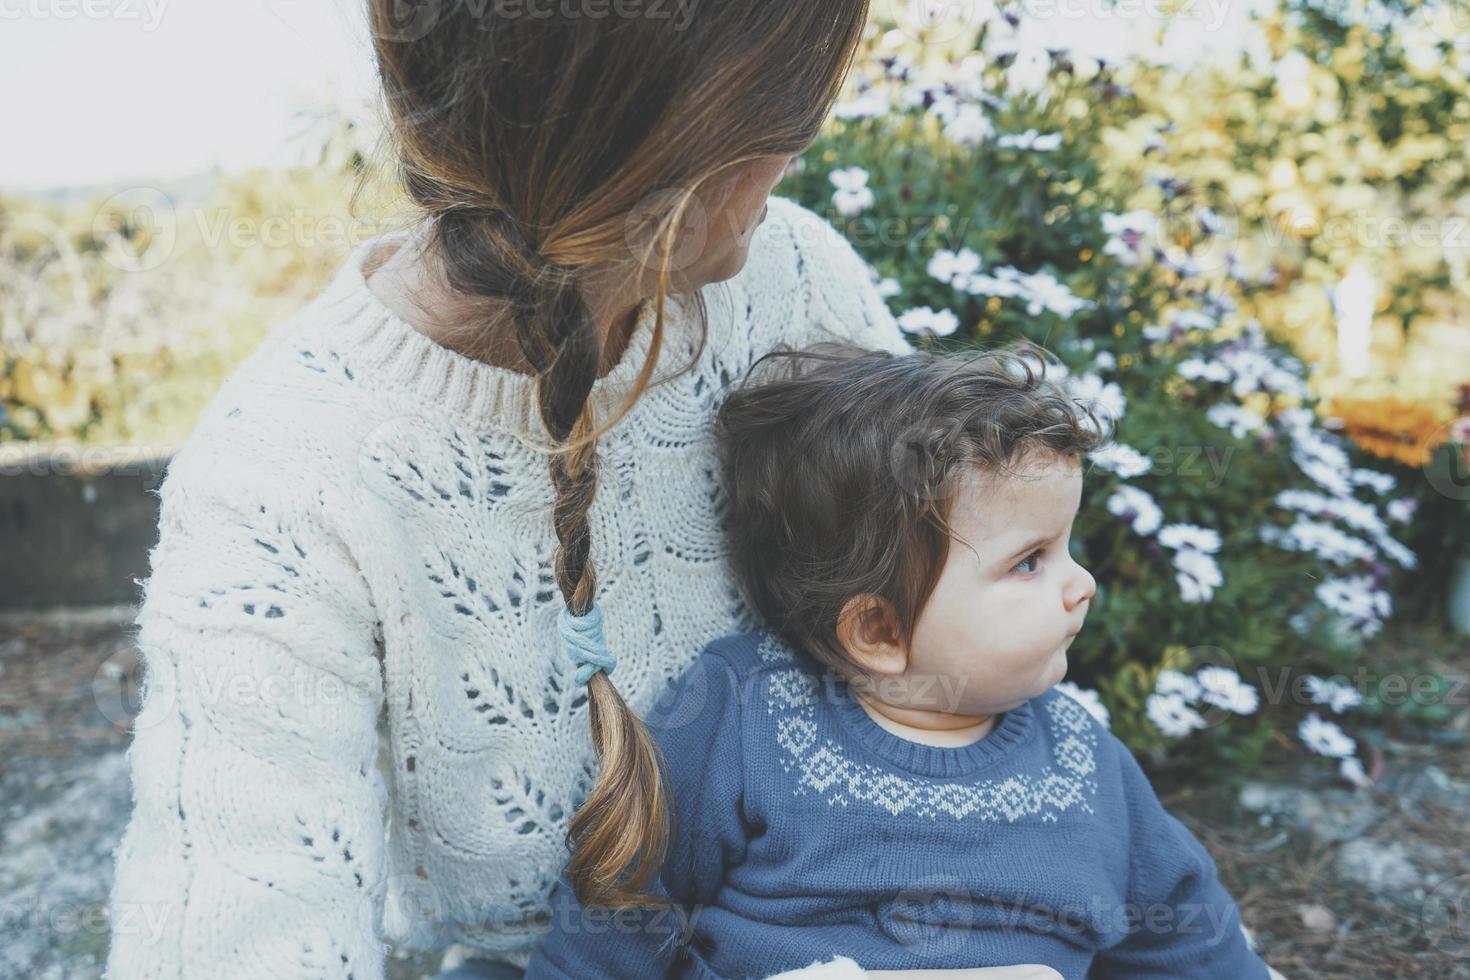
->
[[361, 0, 872, 909], [713, 340, 1104, 678]]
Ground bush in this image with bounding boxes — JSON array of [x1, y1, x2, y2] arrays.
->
[[0, 119, 402, 447], [778, 11, 1426, 781]]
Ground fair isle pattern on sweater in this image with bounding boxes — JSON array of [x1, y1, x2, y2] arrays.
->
[[104, 194, 914, 980], [528, 631, 1275, 979], [756, 632, 1099, 821]]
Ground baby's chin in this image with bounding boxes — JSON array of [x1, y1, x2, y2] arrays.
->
[[1043, 645, 1070, 685]]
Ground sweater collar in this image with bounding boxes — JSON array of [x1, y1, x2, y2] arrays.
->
[[319, 221, 688, 437], [823, 667, 1039, 779]]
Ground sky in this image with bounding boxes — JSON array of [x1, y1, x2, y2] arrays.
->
[[0, 0, 381, 194], [0, 0, 1264, 196]]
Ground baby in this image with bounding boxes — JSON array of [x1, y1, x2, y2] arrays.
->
[[525, 342, 1279, 979]]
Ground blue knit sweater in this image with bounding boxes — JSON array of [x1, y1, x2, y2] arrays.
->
[[525, 629, 1272, 980]]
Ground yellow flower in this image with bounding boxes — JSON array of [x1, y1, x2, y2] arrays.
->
[[1325, 396, 1453, 467]]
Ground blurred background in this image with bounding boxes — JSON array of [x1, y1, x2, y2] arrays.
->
[[1, 1, 1468, 978]]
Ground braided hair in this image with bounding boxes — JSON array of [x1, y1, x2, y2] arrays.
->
[[364, 0, 872, 909]]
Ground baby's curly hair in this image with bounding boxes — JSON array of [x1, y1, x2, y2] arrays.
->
[[712, 339, 1104, 678]]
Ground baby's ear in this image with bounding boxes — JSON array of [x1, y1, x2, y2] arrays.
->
[[834, 594, 907, 676]]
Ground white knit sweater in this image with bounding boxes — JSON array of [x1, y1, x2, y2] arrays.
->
[[106, 195, 914, 980]]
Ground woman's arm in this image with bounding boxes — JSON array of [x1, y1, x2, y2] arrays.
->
[[107, 447, 389, 978]]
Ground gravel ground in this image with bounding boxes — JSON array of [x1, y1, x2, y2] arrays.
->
[[1, 606, 1466, 979]]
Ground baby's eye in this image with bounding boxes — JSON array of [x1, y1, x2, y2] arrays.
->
[[1012, 548, 1044, 575]]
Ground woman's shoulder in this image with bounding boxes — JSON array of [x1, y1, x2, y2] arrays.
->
[[743, 194, 861, 292], [736, 195, 912, 357], [157, 243, 414, 514]]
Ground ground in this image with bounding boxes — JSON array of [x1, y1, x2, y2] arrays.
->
[[1, 607, 1466, 979]]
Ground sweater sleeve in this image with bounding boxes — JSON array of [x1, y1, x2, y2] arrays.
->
[[780, 197, 914, 358], [106, 444, 390, 979], [526, 650, 755, 980], [1089, 736, 1271, 979]]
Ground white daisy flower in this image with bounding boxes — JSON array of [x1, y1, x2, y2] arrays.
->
[[1104, 236, 1143, 267], [1303, 675, 1363, 714], [1017, 270, 1094, 318], [829, 167, 875, 216], [996, 128, 1063, 151], [1158, 524, 1222, 554], [1155, 669, 1202, 702], [1003, 44, 1052, 97], [1350, 468, 1396, 495], [1197, 666, 1260, 715], [1194, 206, 1228, 237], [896, 306, 960, 338], [1168, 309, 1218, 333], [1173, 548, 1223, 603], [1147, 692, 1209, 737], [1272, 488, 1415, 570], [1106, 485, 1163, 536], [1385, 498, 1417, 525], [1177, 357, 1232, 384], [1287, 427, 1356, 498], [833, 91, 889, 121], [1066, 373, 1127, 422], [1206, 403, 1266, 439], [961, 270, 1025, 299], [1298, 712, 1356, 758], [1101, 209, 1156, 239], [1088, 443, 1152, 478], [927, 247, 983, 286], [1259, 518, 1377, 566], [943, 103, 995, 147], [1315, 575, 1393, 638]]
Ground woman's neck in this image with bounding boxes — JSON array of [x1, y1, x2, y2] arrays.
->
[[363, 233, 644, 378]]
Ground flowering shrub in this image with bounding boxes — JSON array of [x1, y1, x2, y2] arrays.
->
[[776, 12, 1424, 780], [1113, 0, 1470, 404], [0, 127, 399, 446]]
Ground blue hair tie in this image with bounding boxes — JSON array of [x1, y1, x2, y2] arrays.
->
[[558, 602, 617, 686]]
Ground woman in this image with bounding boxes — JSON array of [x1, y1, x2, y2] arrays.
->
[[105, 2, 1060, 977]]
